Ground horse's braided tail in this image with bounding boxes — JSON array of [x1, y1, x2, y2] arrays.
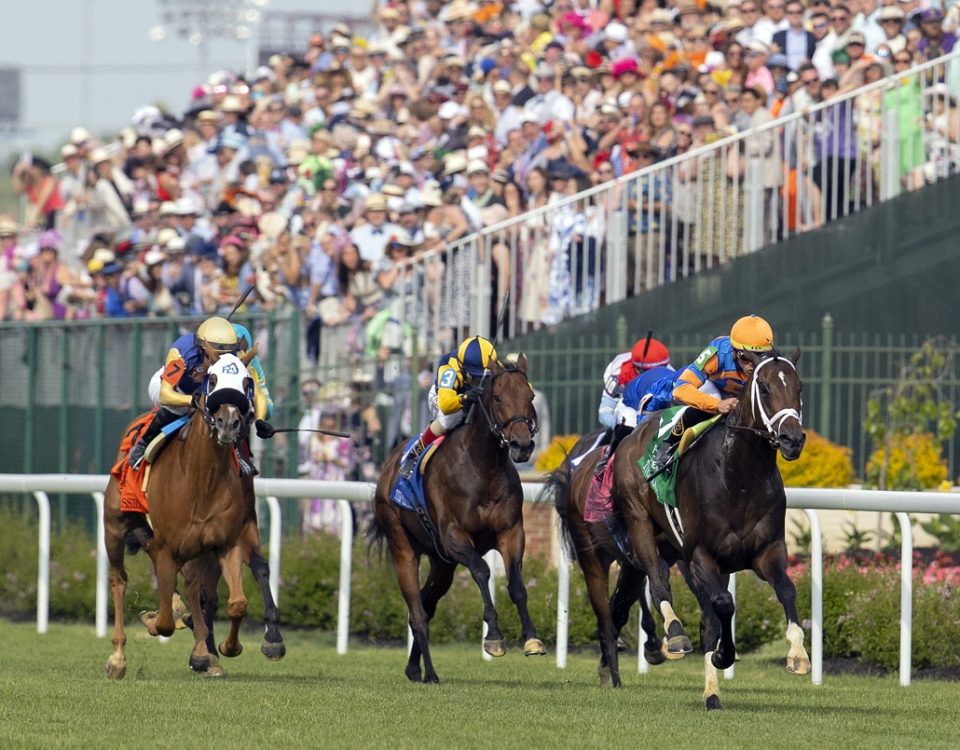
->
[[539, 460, 577, 562]]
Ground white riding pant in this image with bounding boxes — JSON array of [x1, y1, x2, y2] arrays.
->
[[428, 384, 466, 432], [147, 367, 191, 416]]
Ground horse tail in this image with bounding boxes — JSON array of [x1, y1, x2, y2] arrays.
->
[[365, 513, 389, 561], [539, 459, 577, 562]]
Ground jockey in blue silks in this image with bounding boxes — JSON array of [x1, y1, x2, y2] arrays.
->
[[233, 323, 274, 420]]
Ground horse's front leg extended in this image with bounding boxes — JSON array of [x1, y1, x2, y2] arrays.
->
[[688, 547, 733, 710], [217, 544, 248, 658], [445, 528, 505, 657], [611, 564, 664, 666], [755, 541, 810, 675], [182, 556, 220, 675], [496, 525, 546, 656], [145, 549, 179, 637], [104, 519, 130, 680]]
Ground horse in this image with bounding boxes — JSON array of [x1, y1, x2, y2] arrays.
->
[[612, 348, 808, 709], [370, 355, 546, 684], [103, 353, 263, 679], [545, 429, 690, 689]]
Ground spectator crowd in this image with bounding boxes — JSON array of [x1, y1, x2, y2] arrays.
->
[[1, 0, 959, 351]]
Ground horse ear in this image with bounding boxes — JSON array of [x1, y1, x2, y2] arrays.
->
[[516, 352, 528, 373], [742, 350, 761, 367], [789, 347, 801, 366]]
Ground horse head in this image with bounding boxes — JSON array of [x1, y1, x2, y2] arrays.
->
[[203, 353, 253, 446], [478, 354, 538, 463], [736, 348, 806, 460]]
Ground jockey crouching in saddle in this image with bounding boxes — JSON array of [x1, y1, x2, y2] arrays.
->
[[593, 336, 673, 478], [644, 314, 775, 473], [127, 316, 271, 476], [399, 335, 498, 480]]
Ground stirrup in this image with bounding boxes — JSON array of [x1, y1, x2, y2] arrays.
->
[[593, 454, 609, 479], [238, 455, 258, 477], [128, 440, 147, 470]]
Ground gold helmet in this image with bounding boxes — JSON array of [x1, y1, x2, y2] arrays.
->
[[197, 316, 238, 359], [730, 315, 774, 352]]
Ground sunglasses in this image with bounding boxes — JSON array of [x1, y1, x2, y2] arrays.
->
[[802, 77, 819, 85], [677, 129, 692, 136]]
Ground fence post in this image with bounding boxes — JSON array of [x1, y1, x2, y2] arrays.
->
[[819, 313, 833, 439], [33, 491, 50, 634], [93, 491, 107, 638], [804, 508, 823, 685], [896, 511, 913, 687]]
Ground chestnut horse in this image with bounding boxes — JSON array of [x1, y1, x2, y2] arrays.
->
[[103, 353, 261, 679], [370, 355, 545, 683], [545, 429, 690, 689], [613, 348, 809, 709]]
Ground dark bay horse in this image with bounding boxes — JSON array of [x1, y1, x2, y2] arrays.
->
[[614, 349, 809, 709], [370, 355, 546, 683], [103, 353, 261, 679], [545, 429, 689, 689]]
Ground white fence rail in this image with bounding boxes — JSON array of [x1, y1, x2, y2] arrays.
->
[[3, 474, 959, 686], [381, 50, 960, 356]]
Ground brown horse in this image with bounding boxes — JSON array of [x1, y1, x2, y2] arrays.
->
[[103, 353, 256, 679], [612, 349, 809, 709], [545, 429, 689, 689], [370, 355, 546, 683]]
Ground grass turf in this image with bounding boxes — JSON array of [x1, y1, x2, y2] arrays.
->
[[1, 621, 959, 749]]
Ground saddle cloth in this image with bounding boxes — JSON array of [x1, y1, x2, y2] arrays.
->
[[390, 436, 446, 512], [110, 411, 191, 514], [638, 407, 721, 508], [584, 449, 616, 523]]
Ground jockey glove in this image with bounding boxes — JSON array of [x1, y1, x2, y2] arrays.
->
[[255, 419, 276, 439]]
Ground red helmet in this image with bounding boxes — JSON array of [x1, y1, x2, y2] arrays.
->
[[631, 337, 670, 370]]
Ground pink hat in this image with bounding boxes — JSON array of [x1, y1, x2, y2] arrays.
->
[[562, 12, 589, 30], [611, 57, 640, 79]]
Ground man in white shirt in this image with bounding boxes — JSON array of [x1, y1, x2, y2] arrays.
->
[[752, 0, 790, 46], [523, 62, 575, 125], [350, 193, 401, 265], [811, 10, 838, 79], [853, 0, 885, 53], [492, 80, 522, 146]]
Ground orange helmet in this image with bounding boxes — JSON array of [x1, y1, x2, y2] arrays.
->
[[730, 315, 774, 352], [631, 337, 670, 369]]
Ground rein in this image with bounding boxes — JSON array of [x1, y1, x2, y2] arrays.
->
[[472, 368, 539, 449], [726, 356, 802, 447]]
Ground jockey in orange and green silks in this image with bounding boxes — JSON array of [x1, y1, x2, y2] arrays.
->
[[233, 323, 273, 420], [398, 335, 498, 479]]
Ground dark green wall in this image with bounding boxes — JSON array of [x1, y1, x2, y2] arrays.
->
[[510, 174, 960, 346]]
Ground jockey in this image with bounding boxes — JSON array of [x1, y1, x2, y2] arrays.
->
[[398, 335, 498, 480], [592, 336, 672, 477], [233, 323, 273, 420], [646, 314, 775, 472], [127, 316, 268, 475]]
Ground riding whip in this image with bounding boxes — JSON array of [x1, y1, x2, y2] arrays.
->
[[255, 420, 352, 441], [640, 329, 653, 364], [227, 283, 257, 321]]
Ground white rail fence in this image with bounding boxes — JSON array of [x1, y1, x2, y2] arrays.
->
[[2, 474, 959, 687], [378, 50, 960, 357]]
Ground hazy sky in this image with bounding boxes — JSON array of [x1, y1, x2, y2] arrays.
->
[[0, 0, 363, 160]]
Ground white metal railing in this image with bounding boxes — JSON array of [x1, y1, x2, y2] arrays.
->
[[3, 474, 959, 686], [385, 50, 960, 355]]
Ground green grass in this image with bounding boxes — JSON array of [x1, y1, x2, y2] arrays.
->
[[1, 621, 959, 749]]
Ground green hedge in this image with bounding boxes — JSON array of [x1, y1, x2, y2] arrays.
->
[[4, 508, 960, 672]]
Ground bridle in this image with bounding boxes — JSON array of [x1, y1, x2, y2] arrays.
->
[[472, 367, 539, 449], [727, 355, 802, 448]]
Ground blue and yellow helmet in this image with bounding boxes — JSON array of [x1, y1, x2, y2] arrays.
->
[[457, 336, 497, 377], [232, 323, 253, 351]]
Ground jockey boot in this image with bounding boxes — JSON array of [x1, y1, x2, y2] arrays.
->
[[593, 423, 633, 479], [647, 431, 680, 476], [128, 408, 179, 470], [399, 423, 443, 480], [237, 439, 259, 477]]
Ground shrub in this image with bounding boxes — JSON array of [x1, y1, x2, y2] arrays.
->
[[534, 435, 582, 474], [777, 430, 855, 488], [864, 433, 948, 490]]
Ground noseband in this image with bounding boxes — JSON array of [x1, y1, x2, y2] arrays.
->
[[728, 356, 802, 448], [473, 369, 539, 449]]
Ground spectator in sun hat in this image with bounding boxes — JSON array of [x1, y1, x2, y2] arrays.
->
[[744, 40, 775, 98], [876, 6, 908, 55], [350, 193, 401, 265], [918, 7, 957, 59], [523, 61, 575, 125]]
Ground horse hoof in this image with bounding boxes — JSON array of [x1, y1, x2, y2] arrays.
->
[[261, 640, 286, 660], [705, 694, 723, 711], [644, 646, 667, 666], [666, 634, 693, 655], [523, 638, 547, 656], [171, 593, 189, 630], [405, 667, 422, 683], [711, 650, 735, 670], [189, 654, 212, 673], [423, 673, 440, 685], [483, 639, 506, 657], [204, 664, 225, 678], [139, 610, 159, 636], [105, 656, 126, 680], [219, 641, 243, 658], [787, 656, 811, 675], [598, 666, 613, 688]]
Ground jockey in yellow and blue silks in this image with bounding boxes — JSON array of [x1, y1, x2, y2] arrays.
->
[[646, 314, 775, 471], [233, 323, 273, 420], [128, 316, 270, 475], [398, 335, 498, 479]]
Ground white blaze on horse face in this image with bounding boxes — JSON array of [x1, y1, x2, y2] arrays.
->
[[778, 371, 787, 387], [207, 354, 249, 398]]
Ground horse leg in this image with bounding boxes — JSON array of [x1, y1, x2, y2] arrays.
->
[[496, 525, 546, 657], [444, 529, 505, 658], [626, 515, 691, 657], [104, 511, 132, 680], [611, 565, 664, 666], [579, 550, 621, 687], [406, 558, 457, 683], [689, 548, 734, 710], [182, 557, 222, 676], [217, 544, 248, 659], [755, 542, 810, 675], [141, 548, 178, 637], [249, 547, 286, 660]]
